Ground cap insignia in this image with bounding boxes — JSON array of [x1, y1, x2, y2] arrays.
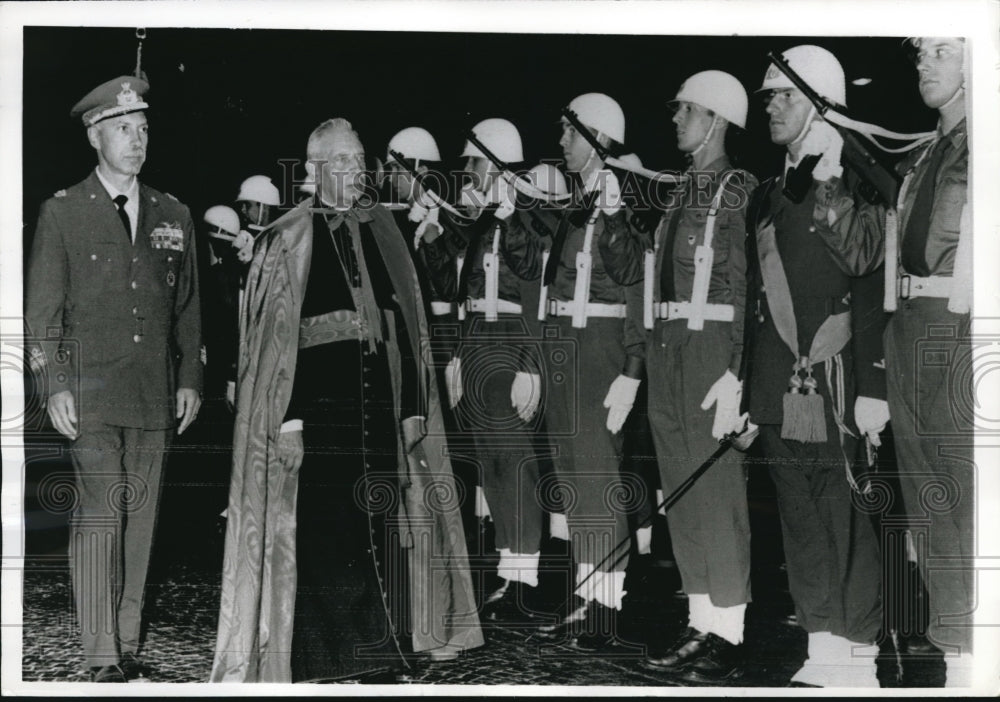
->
[[117, 82, 139, 107]]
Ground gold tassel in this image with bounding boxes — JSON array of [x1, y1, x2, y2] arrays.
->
[[781, 365, 827, 443]]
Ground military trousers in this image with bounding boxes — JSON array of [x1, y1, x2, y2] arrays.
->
[[647, 319, 751, 607], [884, 298, 974, 653], [759, 423, 883, 644], [68, 420, 169, 669], [456, 313, 544, 556], [542, 316, 631, 574]]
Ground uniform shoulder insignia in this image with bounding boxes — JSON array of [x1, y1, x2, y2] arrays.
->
[[165, 192, 179, 202], [54, 189, 67, 198]]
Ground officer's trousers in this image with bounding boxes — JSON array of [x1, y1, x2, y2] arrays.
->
[[759, 423, 882, 644], [884, 298, 974, 653], [543, 316, 630, 574], [647, 320, 751, 607], [456, 314, 543, 556], [69, 421, 169, 669]]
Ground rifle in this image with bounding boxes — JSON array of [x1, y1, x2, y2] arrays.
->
[[766, 51, 901, 206]]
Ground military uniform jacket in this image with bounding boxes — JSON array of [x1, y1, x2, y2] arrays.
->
[[744, 173, 886, 426], [25, 170, 202, 429]]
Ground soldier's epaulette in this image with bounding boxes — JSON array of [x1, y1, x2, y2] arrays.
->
[[165, 192, 179, 202], [54, 189, 67, 198]]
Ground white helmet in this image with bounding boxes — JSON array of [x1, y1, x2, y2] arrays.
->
[[526, 163, 569, 197], [387, 127, 441, 164], [760, 45, 847, 107], [203, 205, 240, 240], [236, 175, 281, 206], [566, 93, 626, 144], [674, 70, 748, 129], [462, 118, 524, 164]]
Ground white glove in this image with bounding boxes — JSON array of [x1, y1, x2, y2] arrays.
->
[[603, 374, 641, 434], [582, 168, 622, 216], [225, 380, 236, 412], [510, 371, 542, 423], [485, 172, 517, 220], [413, 205, 441, 248], [700, 370, 744, 440], [408, 185, 437, 222], [445, 356, 462, 409], [801, 119, 844, 181], [234, 230, 255, 263], [854, 396, 890, 447]]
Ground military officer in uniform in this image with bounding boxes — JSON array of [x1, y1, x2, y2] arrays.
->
[[810, 37, 975, 687], [746, 46, 885, 687], [25, 75, 202, 683]]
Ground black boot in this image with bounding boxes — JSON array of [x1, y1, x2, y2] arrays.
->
[[641, 627, 711, 672], [534, 595, 588, 642], [481, 581, 540, 625], [675, 633, 743, 684], [569, 601, 620, 652]]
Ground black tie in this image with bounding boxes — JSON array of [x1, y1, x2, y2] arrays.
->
[[113, 194, 132, 244], [901, 138, 952, 277]]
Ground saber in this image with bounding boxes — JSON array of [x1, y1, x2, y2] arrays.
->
[[534, 431, 742, 633]]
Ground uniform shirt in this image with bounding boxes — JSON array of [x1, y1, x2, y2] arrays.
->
[[813, 119, 968, 279], [94, 167, 139, 243]]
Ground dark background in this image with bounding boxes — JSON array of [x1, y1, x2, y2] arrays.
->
[[22, 27, 936, 252]]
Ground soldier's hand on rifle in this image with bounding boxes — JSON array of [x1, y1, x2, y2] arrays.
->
[[510, 371, 542, 423], [445, 356, 463, 409], [700, 370, 743, 440], [413, 205, 441, 249], [801, 119, 844, 182], [583, 169, 622, 216], [603, 374, 641, 434], [486, 172, 517, 221], [234, 230, 255, 263], [277, 429, 304, 474], [854, 396, 890, 447]]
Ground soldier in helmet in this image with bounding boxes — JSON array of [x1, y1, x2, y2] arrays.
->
[[200, 205, 243, 409], [25, 75, 202, 683], [809, 37, 974, 687], [745, 45, 886, 687], [596, 70, 758, 683], [235, 174, 280, 236], [501, 93, 647, 650], [418, 119, 558, 623]]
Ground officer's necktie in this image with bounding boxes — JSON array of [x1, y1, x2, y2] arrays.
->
[[113, 194, 132, 244], [901, 137, 952, 277]]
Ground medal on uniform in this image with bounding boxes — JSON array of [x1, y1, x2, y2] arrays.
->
[[151, 222, 185, 251], [166, 270, 176, 287]]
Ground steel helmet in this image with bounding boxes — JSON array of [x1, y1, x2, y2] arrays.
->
[[387, 127, 441, 164], [236, 175, 281, 206], [760, 45, 847, 107], [462, 118, 524, 164], [566, 93, 626, 144], [203, 205, 240, 239], [526, 163, 569, 197], [673, 70, 748, 129]]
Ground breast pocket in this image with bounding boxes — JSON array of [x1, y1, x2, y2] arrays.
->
[[73, 243, 123, 298]]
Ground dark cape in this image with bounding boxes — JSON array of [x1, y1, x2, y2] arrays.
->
[[210, 200, 483, 683]]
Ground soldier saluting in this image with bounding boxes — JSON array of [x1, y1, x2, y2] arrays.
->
[[25, 75, 202, 683]]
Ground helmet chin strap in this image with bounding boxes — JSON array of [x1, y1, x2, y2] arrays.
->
[[940, 84, 964, 111], [690, 115, 719, 157]]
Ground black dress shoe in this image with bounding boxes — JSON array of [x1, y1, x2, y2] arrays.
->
[[675, 633, 743, 684], [90, 664, 126, 683], [481, 581, 539, 624], [534, 597, 589, 641], [569, 601, 619, 652], [119, 652, 151, 682], [641, 627, 710, 672]]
